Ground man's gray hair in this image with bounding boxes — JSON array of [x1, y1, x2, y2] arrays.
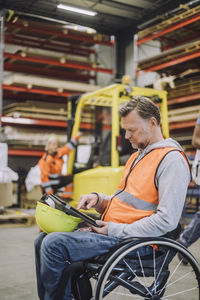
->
[[119, 95, 161, 125]]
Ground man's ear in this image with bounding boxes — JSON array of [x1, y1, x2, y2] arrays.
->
[[149, 117, 157, 127]]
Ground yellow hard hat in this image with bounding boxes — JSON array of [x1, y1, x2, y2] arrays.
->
[[35, 201, 81, 233], [122, 75, 131, 85]]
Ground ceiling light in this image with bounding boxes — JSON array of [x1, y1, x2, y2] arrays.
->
[[57, 4, 97, 16]]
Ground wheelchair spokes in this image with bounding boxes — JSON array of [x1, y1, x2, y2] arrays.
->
[[94, 239, 200, 299]]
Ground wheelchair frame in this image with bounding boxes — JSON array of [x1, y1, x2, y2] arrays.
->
[[71, 237, 200, 300]]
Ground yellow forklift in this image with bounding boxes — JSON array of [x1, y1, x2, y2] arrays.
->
[[67, 80, 169, 208]]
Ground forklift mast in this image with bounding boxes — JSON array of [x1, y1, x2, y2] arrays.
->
[[66, 95, 81, 140]]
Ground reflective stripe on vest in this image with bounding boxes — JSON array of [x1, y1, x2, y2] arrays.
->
[[49, 173, 60, 179], [115, 189, 157, 211], [102, 147, 190, 224], [42, 180, 59, 188]]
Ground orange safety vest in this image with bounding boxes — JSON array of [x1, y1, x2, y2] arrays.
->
[[38, 145, 72, 186], [101, 147, 189, 224], [38, 135, 79, 188]]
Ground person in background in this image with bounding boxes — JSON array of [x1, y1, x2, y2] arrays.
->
[[34, 96, 190, 300], [38, 132, 81, 200], [178, 115, 200, 263]]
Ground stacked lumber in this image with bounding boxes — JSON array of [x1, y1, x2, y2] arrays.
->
[[168, 104, 200, 123], [167, 103, 199, 154], [3, 126, 68, 149], [166, 75, 200, 99], [138, 40, 200, 71], [138, 6, 200, 40], [3, 101, 107, 123], [3, 73, 100, 93], [136, 5, 200, 157], [3, 101, 67, 120], [3, 101, 110, 125]]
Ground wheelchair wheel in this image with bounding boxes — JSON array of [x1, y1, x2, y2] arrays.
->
[[95, 237, 200, 299]]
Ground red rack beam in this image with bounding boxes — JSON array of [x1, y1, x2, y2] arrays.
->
[[1, 116, 111, 131], [4, 52, 113, 74], [3, 91, 67, 103], [168, 93, 200, 105], [8, 149, 45, 157], [5, 34, 95, 57], [5, 22, 113, 47], [4, 62, 95, 82], [136, 50, 200, 75], [137, 14, 200, 45], [1, 116, 68, 128], [3, 84, 72, 97], [169, 120, 196, 130], [162, 33, 200, 51]]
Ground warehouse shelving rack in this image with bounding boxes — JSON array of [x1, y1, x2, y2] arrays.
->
[[1, 16, 114, 157], [135, 5, 200, 155], [137, 6, 200, 46], [135, 5, 200, 216]]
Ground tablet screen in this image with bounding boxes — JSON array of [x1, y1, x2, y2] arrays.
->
[[46, 194, 101, 227]]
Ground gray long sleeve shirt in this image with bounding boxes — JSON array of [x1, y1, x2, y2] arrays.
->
[[95, 138, 191, 239]]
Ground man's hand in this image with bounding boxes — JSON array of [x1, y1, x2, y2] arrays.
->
[[77, 193, 98, 210], [90, 220, 109, 235]]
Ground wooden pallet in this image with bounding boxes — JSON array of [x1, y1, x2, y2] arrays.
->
[[0, 209, 35, 228]]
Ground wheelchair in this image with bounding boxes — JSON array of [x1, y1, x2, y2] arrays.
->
[[37, 195, 200, 299], [63, 236, 200, 300]]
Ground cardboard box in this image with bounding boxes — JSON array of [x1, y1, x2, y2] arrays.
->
[[0, 182, 13, 207], [26, 185, 43, 201]]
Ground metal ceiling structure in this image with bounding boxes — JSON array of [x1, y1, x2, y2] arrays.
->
[[0, 0, 199, 35]]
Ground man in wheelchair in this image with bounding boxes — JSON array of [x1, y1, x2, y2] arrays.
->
[[35, 96, 193, 300]]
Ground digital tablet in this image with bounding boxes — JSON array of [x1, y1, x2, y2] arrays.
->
[[45, 193, 101, 228]]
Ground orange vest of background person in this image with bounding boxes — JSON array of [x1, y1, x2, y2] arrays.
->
[[39, 146, 70, 182], [38, 135, 79, 196], [101, 147, 189, 224]]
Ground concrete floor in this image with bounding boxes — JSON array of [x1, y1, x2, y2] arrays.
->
[[0, 222, 200, 300], [0, 224, 39, 300]]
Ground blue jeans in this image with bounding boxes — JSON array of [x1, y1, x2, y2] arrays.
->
[[34, 231, 153, 300], [180, 211, 200, 247], [35, 231, 122, 299]]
